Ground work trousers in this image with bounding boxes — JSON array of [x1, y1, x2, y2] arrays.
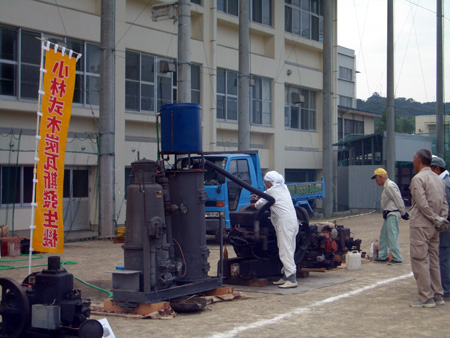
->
[[274, 217, 299, 279], [378, 215, 402, 262], [439, 228, 450, 298], [410, 226, 443, 303]]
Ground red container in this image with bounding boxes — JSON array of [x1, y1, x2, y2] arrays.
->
[[0, 241, 7, 257]]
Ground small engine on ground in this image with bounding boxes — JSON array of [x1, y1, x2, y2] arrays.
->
[[0, 256, 103, 338], [301, 222, 362, 269]]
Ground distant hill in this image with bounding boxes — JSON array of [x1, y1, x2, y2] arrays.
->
[[356, 92, 450, 117]]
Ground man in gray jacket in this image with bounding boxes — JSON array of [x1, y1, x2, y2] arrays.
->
[[372, 168, 409, 263], [409, 149, 449, 308], [430, 156, 450, 300]]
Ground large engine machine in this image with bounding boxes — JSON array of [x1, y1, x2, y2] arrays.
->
[[0, 256, 103, 338], [110, 103, 223, 308], [109, 102, 361, 308]]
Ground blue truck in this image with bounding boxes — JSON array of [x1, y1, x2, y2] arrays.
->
[[180, 151, 325, 238]]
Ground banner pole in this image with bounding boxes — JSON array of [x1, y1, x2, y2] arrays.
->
[[28, 39, 49, 274]]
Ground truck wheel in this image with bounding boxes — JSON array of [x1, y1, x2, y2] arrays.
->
[[215, 228, 229, 245], [295, 206, 309, 225], [294, 207, 311, 264]]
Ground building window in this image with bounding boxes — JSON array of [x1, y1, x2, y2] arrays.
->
[[251, 76, 272, 126], [191, 0, 202, 5], [285, 85, 316, 131], [125, 51, 200, 113], [20, 30, 41, 100], [0, 166, 33, 206], [0, 25, 100, 106], [338, 117, 364, 140], [252, 0, 272, 26], [339, 95, 353, 107], [339, 66, 352, 81], [218, 0, 273, 26], [0, 26, 18, 96], [218, 0, 239, 16], [285, 168, 316, 183], [217, 70, 273, 124], [285, 0, 323, 42], [191, 65, 201, 104], [217, 68, 238, 121]]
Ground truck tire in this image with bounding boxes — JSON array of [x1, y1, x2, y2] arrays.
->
[[215, 228, 229, 245], [294, 207, 311, 264], [295, 206, 309, 224]]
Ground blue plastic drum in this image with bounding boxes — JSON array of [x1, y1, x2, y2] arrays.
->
[[160, 103, 202, 154]]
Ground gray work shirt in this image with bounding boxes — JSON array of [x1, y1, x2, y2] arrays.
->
[[409, 166, 448, 228], [381, 178, 406, 218]]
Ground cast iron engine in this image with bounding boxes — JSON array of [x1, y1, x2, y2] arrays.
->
[[223, 205, 311, 280], [0, 256, 103, 338], [110, 158, 222, 308], [225, 207, 362, 278], [110, 103, 222, 308]]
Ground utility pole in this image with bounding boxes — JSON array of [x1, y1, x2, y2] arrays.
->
[[178, 0, 191, 102], [386, 0, 396, 181], [238, 0, 250, 151], [436, 0, 444, 158], [99, 0, 115, 237], [209, 2, 217, 151], [322, 0, 333, 217]]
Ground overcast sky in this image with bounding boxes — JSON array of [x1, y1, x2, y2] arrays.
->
[[338, 0, 450, 103]]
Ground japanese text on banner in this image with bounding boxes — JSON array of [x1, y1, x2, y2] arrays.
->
[[34, 49, 77, 253]]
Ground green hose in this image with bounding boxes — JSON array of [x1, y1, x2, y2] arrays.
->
[[61, 260, 113, 299], [0, 255, 113, 298], [0, 254, 44, 270]]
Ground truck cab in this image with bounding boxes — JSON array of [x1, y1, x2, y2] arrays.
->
[[201, 151, 265, 236]]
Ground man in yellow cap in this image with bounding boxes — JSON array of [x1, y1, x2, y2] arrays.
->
[[372, 168, 409, 263]]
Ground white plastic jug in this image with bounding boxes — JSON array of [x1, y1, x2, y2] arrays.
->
[[346, 251, 361, 270]]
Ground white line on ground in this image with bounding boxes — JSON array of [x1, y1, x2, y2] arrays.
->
[[210, 272, 413, 338]]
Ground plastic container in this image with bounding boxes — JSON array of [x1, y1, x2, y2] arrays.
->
[[160, 103, 202, 154], [8, 240, 21, 257], [370, 240, 379, 260], [346, 251, 361, 270]]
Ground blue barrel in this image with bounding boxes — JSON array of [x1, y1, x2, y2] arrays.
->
[[160, 103, 202, 153]]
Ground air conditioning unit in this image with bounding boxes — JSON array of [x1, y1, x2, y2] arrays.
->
[[291, 92, 305, 104], [160, 60, 176, 73]]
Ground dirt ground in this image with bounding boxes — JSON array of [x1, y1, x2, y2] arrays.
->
[[2, 211, 449, 338]]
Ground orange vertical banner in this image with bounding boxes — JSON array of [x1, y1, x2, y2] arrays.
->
[[34, 49, 77, 253]]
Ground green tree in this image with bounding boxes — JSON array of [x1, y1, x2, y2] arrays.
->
[[375, 110, 415, 134]]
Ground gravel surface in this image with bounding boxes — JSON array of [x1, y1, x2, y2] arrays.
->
[[2, 211, 448, 338]]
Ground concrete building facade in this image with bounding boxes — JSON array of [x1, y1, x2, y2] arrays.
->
[[0, 0, 339, 236]]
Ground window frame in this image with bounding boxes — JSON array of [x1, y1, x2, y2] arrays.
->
[[285, 0, 323, 42], [284, 85, 317, 131], [251, 75, 272, 126], [217, 0, 273, 27], [0, 25, 101, 107], [0, 165, 33, 207], [338, 66, 353, 81], [125, 50, 201, 114], [338, 117, 364, 140], [217, 68, 239, 122]]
